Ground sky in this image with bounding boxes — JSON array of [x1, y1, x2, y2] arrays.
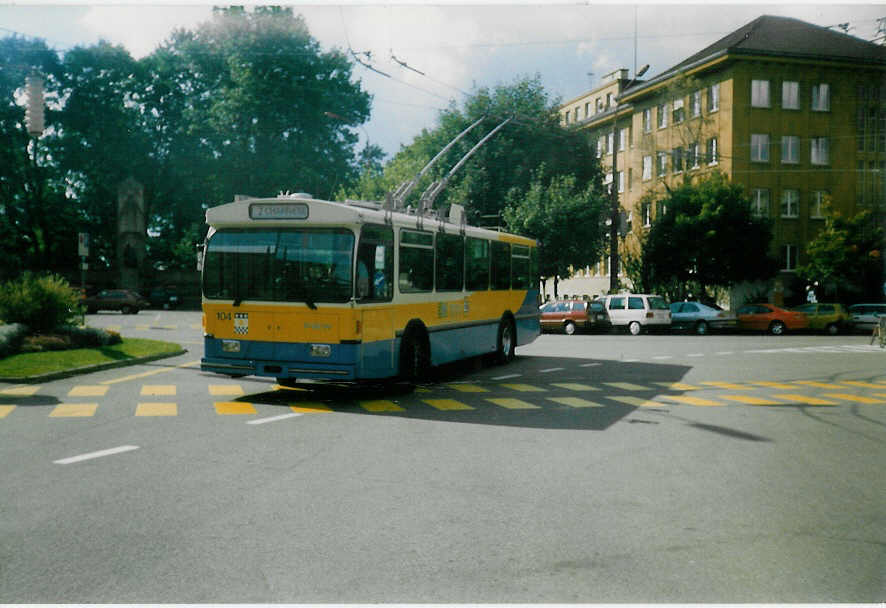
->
[[1, 2, 884, 158]]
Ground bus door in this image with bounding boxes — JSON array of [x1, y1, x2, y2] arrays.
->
[[355, 225, 396, 375]]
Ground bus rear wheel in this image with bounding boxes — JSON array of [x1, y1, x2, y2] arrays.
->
[[400, 329, 430, 382], [496, 317, 516, 364]]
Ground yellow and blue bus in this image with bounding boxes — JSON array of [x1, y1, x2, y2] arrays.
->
[[200, 194, 540, 383]]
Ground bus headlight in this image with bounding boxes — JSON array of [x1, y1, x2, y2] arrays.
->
[[310, 344, 332, 358], [222, 340, 241, 353]]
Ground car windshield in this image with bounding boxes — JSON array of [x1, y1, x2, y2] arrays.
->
[[648, 296, 669, 310], [203, 228, 355, 304]]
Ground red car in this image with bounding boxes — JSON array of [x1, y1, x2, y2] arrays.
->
[[736, 303, 808, 335]]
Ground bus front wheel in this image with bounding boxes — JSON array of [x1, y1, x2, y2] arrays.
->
[[496, 317, 516, 364]]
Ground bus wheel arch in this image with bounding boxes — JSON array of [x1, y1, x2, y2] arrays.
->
[[496, 313, 517, 364], [399, 320, 431, 382]]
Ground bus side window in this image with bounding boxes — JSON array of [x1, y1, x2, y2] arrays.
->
[[490, 241, 510, 290], [357, 225, 393, 302], [436, 233, 464, 291], [465, 237, 490, 290], [511, 244, 531, 289], [399, 229, 434, 293]]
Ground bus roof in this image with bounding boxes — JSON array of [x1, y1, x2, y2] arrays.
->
[[205, 194, 537, 247]]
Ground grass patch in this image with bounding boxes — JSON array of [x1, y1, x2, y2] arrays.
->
[[0, 338, 182, 379]]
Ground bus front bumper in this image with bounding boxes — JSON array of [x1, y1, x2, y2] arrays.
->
[[201, 336, 359, 380]]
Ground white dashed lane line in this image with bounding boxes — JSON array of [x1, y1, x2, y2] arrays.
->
[[54, 445, 139, 465], [246, 412, 304, 425]]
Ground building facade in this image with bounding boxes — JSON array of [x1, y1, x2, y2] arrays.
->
[[560, 15, 886, 302]]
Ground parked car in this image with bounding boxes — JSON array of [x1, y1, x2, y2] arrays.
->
[[148, 286, 180, 310], [83, 289, 149, 314], [790, 303, 849, 335], [669, 301, 737, 335], [847, 303, 886, 332], [603, 293, 671, 335], [540, 299, 610, 335], [736, 303, 808, 335]]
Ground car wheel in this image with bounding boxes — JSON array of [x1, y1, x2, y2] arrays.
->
[[826, 323, 839, 336], [564, 321, 576, 335], [121, 305, 134, 314], [769, 321, 786, 336], [496, 317, 517, 363], [628, 321, 642, 336], [695, 320, 709, 335]]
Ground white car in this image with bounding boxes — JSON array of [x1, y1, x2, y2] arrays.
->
[[603, 293, 671, 335], [847, 303, 886, 332]]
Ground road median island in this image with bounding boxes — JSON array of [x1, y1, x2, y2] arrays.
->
[[0, 338, 186, 383]]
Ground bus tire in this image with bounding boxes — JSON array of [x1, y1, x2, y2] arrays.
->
[[276, 378, 298, 388], [496, 316, 516, 364], [400, 325, 430, 382]]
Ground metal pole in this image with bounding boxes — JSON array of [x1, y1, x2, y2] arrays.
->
[[609, 108, 619, 293]]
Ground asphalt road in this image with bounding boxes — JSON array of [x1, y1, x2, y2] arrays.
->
[[0, 311, 883, 602]]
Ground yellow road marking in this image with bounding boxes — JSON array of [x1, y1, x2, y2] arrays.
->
[[141, 385, 176, 396], [50, 403, 98, 417], [655, 382, 700, 391], [289, 402, 332, 413], [0, 385, 39, 396], [423, 398, 473, 411], [701, 381, 749, 390], [100, 360, 199, 385], [719, 394, 786, 405], [841, 381, 885, 389], [608, 395, 666, 407], [360, 400, 404, 412], [68, 385, 109, 397], [447, 383, 488, 393], [773, 394, 838, 406], [486, 398, 540, 409], [823, 393, 886, 404], [660, 395, 723, 407], [214, 401, 256, 415], [752, 381, 797, 389], [547, 396, 604, 408], [135, 402, 178, 416], [551, 383, 599, 392], [501, 383, 546, 392], [794, 380, 843, 389], [603, 382, 648, 391], [209, 384, 244, 396], [0, 405, 15, 418]]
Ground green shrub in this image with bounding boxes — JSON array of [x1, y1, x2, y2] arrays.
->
[[0, 273, 82, 333], [0, 323, 28, 358], [57, 325, 122, 348], [20, 334, 72, 353]]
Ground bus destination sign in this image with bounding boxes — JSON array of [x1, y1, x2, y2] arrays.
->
[[249, 203, 309, 220]]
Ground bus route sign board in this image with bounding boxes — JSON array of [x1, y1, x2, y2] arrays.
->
[[249, 203, 309, 220]]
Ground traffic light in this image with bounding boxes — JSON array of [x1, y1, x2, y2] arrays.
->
[[25, 74, 44, 137]]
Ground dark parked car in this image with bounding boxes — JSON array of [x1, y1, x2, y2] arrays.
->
[[669, 301, 737, 335], [83, 289, 149, 314], [540, 299, 610, 335], [148, 287, 180, 310]]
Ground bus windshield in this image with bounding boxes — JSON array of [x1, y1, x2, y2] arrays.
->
[[203, 228, 354, 305]]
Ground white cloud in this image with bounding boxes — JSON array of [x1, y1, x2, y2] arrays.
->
[[76, 5, 212, 58]]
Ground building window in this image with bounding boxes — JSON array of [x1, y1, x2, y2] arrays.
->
[[563, 112, 569, 125], [781, 189, 799, 218], [782, 244, 798, 271], [781, 135, 799, 164], [657, 151, 667, 176], [584, 102, 591, 118], [619, 127, 628, 151], [751, 134, 770, 162], [607, 132, 614, 155], [706, 137, 718, 164], [689, 142, 700, 168], [617, 171, 624, 193], [642, 155, 652, 181], [782, 81, 800, 109], [596, 98, 603, 113], [752, 79, 771, 108], [811, 137, 829, 165], [672, 147, 684, 172], [673, 98, 685, 124], [690, 90, 701, 117], [657, 103, 668, 129], [751, 189, 770, 217], [810, 191, 827, 218], [811, 83, 830, 111], [642, 108, 652, 133], [642, 202, 651, 227], [596, 136, 604, 157], [707, 82, 720, 112]]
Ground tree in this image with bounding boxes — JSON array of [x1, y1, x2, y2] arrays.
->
[[799, 206, 884, 301], [503, 171, 609, 297], [636, 172, 777, 301]]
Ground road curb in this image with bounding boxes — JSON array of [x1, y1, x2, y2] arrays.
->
[[0, 348, 188, 384]]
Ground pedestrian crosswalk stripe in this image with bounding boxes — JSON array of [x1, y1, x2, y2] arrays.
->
[[660, 395, 723, 407], [289, 402, 332, 413], [100, 360, 200, 385], [500, 383, 546, 392], [423, 398, 473, 411], [0, 385, 39, 396], [654, 382, 700, 391], [360, 400, 404, 412], [752, 381, 797, 389], [603, 382, 647, 391], [209, 384, 244, 396], [68, 385, 108, 397], [50, 403, 98, 417], [701, 381, 749, 390], [547, 396, 604, 408], [486, 398, 540, 409], [773, 394, 838, 406], [550, 383, 599, 392], [794, 380, 843, 389], [447, 383, 489, 393], [0, 405, 15, 418], [822, 393, 886, 404], [135, 402, 178, 416], [141, 385, 176, 396], [214, 401, 256, 415], [608, 395, 666, 407], [719, 394, 786, 406], [840, 380, 885, 389]]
